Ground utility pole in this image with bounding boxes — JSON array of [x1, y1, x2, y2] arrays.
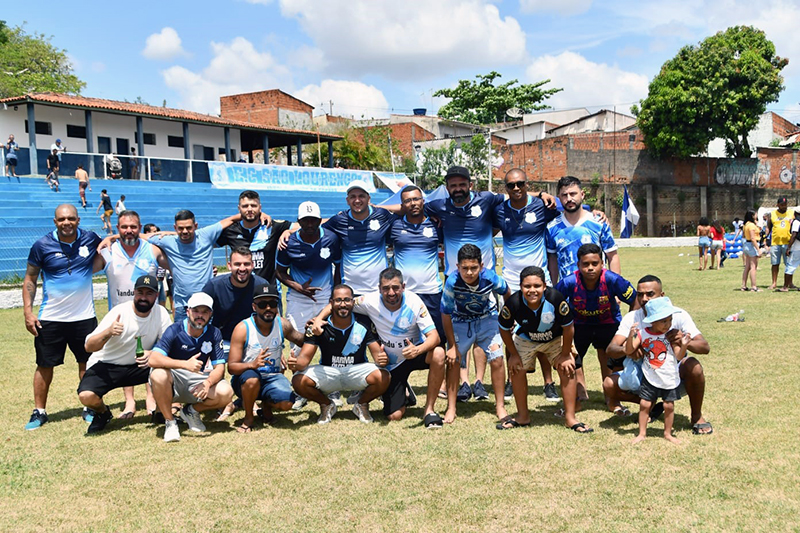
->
[[329, 100, 334, 116]]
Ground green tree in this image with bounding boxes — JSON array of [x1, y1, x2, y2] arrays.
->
[[0, 24, 85, 98], [433, 71, 561, 125], [417, 135, 496, 190], [633, 26, 787, 158], [305, 125, 404, 172]]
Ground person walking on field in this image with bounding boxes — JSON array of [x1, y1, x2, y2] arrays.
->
[[741, 210, 761, 292], [696, 217, 712, 271]]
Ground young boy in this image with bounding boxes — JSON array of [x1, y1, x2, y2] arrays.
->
[[625, 297, 691, 444], [556, 243, 636, 414], [441, 244, 511, 424]]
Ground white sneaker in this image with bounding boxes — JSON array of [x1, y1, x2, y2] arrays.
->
[[180, 405, 206, 432], [292, 396, 308, 411], [352, 403, 373, 424], [163, 420, 181, 442], [328, 391, 343, 407], [317, 403, 338, 425], [346, 391, 363, 405]]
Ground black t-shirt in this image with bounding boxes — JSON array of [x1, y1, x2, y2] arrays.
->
[[101, 194, 113, 211], [47, 153, 59, 170], [304, 315, 377, 367], [202, 273, 267, 341], [217, 220, 291, 282], [498, 287, 573, 342]]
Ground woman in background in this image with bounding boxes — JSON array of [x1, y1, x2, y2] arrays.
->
[[697, 217, 712, 271], [709, 220, 725, 270], [741, 210, 761, 291]]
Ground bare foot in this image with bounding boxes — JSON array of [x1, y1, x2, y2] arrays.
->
[[443, 408, 457, 424], [495, 407, 509, 421], [768, 284, 776, 290], [665, 434, 681, 444], [631, 434, 646, 444], [118, 402, 136, 419]]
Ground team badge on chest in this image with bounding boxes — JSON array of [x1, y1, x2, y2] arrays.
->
[[78, 246, 90, 258], [470, 205, 482, 218], [525, 212, 537, 224], [369, 219, 381, 231], [422, 227, 434, 238], [320, 247, 331, 259]]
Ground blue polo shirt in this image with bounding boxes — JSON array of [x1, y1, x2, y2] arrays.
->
[[389, 216, 442, 295], [27, 228, 101, 321], [276, 228, 341, 302], [152, 319, 226, 367]]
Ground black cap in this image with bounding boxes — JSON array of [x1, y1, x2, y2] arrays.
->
[[444, 165, 470, 181], [133, 275, 158, 293], [253, 284, 280, 300], [777, 196, 788, 204]]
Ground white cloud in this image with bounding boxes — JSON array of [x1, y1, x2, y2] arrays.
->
[[278, 0, 526, 78], [526, 51, 649, 112], [143, 27, 189, 61], [519, 0, 593, 16], [288, 46, 328, 73], [161, 37, 292, 114], [295, 80, 390, 119]]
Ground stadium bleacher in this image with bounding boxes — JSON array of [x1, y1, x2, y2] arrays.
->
[[0, 176, 392, 280]]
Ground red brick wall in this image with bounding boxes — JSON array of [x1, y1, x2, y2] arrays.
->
[[771, 112, 797, 138], [220, 90, 313, 126], [358, 123, 435, 157], [496, 137, 569, 182]]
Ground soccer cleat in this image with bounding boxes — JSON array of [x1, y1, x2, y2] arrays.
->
[[352, 403, 374, 424], [163, 419, 181, 442], [472, 380, 489, 400], [179, 405, 206, 432], [456, 382, 472, 402], [25, 410, 48, 431], [544, 382, 560, 402], [317, 403, 338, 425], [86, 409, 113, 434]]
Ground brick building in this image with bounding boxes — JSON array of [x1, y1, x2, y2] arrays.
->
[[220, 89, 314, 131]]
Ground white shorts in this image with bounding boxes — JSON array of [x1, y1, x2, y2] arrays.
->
[[286, 296, 328, 342], [295, 363, 380, 394], [786, 250, 800, 275]]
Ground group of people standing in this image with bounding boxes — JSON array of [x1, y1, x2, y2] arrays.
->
[[21, 166, 714, 443]]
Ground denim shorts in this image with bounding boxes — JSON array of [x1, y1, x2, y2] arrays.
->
[[452, 317, 503, 368], [231, 370, 294, 404], [771, 244, 788, 266]]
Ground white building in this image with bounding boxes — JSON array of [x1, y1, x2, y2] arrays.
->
[[707, 111, 798, 158]]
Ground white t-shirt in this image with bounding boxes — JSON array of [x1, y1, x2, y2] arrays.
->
[[353, 290, 436, 370], [86, 301, 172, 367], [790, 219, 800, 253], [639, 327, 680, 390], [616, 306, 701, 340]]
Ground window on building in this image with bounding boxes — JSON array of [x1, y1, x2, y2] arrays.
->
[[167, 135, 185, 148], [66, 125, 87, 139], [97, 137, 111, 154], [24, 120, 52, 135], [143, 133, 156, 145]]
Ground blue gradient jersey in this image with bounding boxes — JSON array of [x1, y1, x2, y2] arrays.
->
[[545, 214, 617, 282], [493, 196, 559, 290], [100, 239, 159, 309], [153, 319, 226, 368], [425, 192, 505, 275], [276, 228, 341, 302], [154, 222, 223, 310], [389, 216, 442, 295], [28, 229, 101, 322], [323, 207, 394, 295], [441, 268, 508, 322]]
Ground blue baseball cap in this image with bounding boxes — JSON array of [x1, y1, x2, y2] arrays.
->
[[56, 139, 62, 143], [641, 297, 681, 325]]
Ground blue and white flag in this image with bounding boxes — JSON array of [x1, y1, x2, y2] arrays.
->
[[620, 185, 639, 238]]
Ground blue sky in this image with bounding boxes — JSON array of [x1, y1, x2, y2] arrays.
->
[[7, 0, 800, 125]]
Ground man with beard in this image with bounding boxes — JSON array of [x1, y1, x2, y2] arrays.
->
[[227, 284, 306, 432], [97, 210, 169, 420], [77, 275, 172, 433], [149, 292, 233, 442], [23, 204, 104, 430], [217, 190, 288, 284]]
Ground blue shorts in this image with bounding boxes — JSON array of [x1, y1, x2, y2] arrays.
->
[[743, 242, 759, 257], [698, 236, 711, 249], [452, 317, 503, 368], [771, 244, 788, 266], [231, 370, 294, 404]]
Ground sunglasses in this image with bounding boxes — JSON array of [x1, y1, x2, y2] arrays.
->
[[255, 300, 279, 310], [505, 181, 526, 190]]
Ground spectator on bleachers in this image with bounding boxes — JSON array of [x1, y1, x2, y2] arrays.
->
[[76, 164, 91, 208], [5, 134, 19, 178], [96, 189, 114, 235]]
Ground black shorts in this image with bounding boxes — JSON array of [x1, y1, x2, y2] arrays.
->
[[638, 375, 681, 403], [573, 323, 619, 368], [419, 292, 446, 348], [7, 158, 17, 167], [382, 353, 430, 416], [34, 317, 97, 367], [77, 361, 150, 397]]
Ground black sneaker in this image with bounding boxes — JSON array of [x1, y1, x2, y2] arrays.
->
[[504, 380, 513, 401], [25, 410, 48, 430], [456, 382, 472, 402], [544, 382, 560, 402], [87, 408, 113, 434], [472, 380, 489, 400], [405, 384, 417, 407]]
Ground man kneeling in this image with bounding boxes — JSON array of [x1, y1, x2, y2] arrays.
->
[[78, 275, 172, 434], [289, 285, 390, 425], [227, 284, 305, 432], [148, 292, 233, 442]]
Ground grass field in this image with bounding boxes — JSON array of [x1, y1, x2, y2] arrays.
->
[[1, 247, 798, 533]]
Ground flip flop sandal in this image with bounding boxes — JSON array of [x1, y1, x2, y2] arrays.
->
[[692, 422, 714, 435], [236, 423, 253, 434], [117, 411, 135, 420], [496, 416, 530, 430], [423, 412, 443, 430], [437, 390, 448, 399], [553, 408, 565, 418], [613, 406, 631, 417], [570, 422, 594, 434], [256, 409, 277, 426]]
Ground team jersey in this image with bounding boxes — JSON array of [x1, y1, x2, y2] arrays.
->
[[425, 191, 505, 275], [241, 315, 284, 375], [155, 222, 223, 310], [493, 196, 559, 290], [498, 288, 573, 342], [27, 229, 101, 321], [87, 301, 172, 367], [152, 319, 226, 368], [441, 268, 508, 322], [217, 219, 291, 282], [639, 327, 680, 390], [353, 290, 436, 370], [555, 269, 636, 326], [389, 216, 442, 294], [276, 228, 341, 302], [100, 239, 159, 309], [323, 207, 394, 295], [770, 209, 795, 245], [304, 315, 377, 367], [545, 213, 617, 282], [201, 273, 267, 341]]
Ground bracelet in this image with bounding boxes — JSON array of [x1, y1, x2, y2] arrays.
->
[[537, 191, 544, 199]]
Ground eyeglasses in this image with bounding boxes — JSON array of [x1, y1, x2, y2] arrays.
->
[[505, 181, 526, 190], [332, 297, 353, 304], [255, 300, 279, 309]]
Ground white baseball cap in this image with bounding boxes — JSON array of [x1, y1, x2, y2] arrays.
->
[[298, 201, 321, 220], [346, 180, 371, 194], [187, 292, 214, 310]]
